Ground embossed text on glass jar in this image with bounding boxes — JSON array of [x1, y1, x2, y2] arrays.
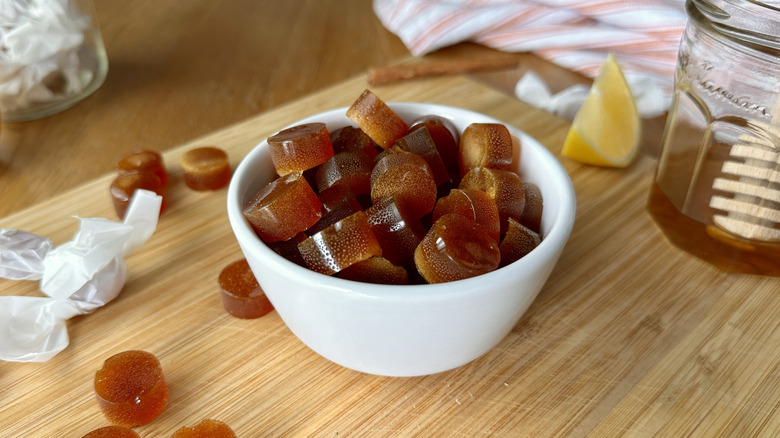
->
[[648, 0, 780, 275]]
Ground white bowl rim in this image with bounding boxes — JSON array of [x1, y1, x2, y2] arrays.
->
[[227, 102, 576, 302]]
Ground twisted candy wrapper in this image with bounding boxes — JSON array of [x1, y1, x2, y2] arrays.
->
[[0, 190, 162, 362], [373, 0, 688, 117]]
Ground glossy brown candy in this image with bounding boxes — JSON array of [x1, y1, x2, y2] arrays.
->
[[266, 232, 308, 267], [110, 171, 165, 219], [370, 148, 436, 220], [331, 125, 378, 159], [459, 167, 526, 234], [219, 258, 274, 319], [337, 257, 409, 285], [346, 89, 408, 149], [243, 172, 323, 243], [499, 218, 541, 267], [117, 149, 167, 186], [459, 123, 513, 177], [411, 117, 460, 184], [394, 127, 450, 187], [268, 123, 334, 176], [433, 189, 500, 243], [172, 419, 236, 438], [315, 150, 374, 196], [519, 182, 543, 233], [414, 214, 500, 283], [309, 185, 363, 235], [181, 146, 232, 191], [94, 350, 169, 427], [298, 211, 382, 275], [82, 426, 139, 438], [365, 195, 426, 267]]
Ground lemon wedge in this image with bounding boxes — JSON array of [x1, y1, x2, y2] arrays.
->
[[561, 53, 640, 167]]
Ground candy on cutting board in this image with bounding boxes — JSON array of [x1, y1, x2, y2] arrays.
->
[[414, 214, 500, 283], [172, 419, 236, 438], [433, 188, 501, 243], [110, 171, 165, 220], [337, 256, 409, 285], [458, 123, 513, 177], [267, 123, 334, 176], [116, 150, 168, 186], [181, 146, 232, 191], [242, 172, 323, 243], [370, 147, 436, 220], [346, 89, 409, 149], [93, 350, 169, 427], [297, 211, 382, 275], [218, 258, 274, 319]]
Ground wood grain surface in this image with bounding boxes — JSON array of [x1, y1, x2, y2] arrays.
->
[[3, 73, 779, 437]]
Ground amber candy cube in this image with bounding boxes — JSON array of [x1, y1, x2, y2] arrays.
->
[[117, 149, 167, 186], [181, 146, 232, 191], [370, 147, 437, 220], [218, 258, 274, 319], [499, 218, 541, 267], [414, 214, 500, 284], [267, 123, 334, 176], [309, 185, 363, 235], [518, 182, 543, 233], [365, 195, 426, 267], [82, 426, 139, 438], [411, 117, 460, 184], [458, 123, 513, 177], [338, 257, 409, 285], [94, 350, 169, 427], [346, 89, 408, 149], [172, 419, 236, 438], [298, 211, 382, 275], [394, 126, 450, 186], [315, 150, 375, 196], [110, 171, 165, 219], [460, 167, 527, 234], [266, 232, 308, 267], [331, 125, 379, 159], [243, 172, 323, 243], [433, 188, 501, 243]]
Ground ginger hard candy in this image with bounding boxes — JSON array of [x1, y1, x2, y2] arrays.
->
[[267, 123, 334, 176]]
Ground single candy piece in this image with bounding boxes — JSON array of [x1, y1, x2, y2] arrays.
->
[[519, 182, 543, 233], [459, 167, 526, 234], [394, 127, 450, 186], [337, 257, 409, 285], [218, 258, 274, 319], [82, 426, 139, 438], [298, 211, 382, 275], [315, 150, 374, 195], [309, 185, 363, 235], [370, 148, 436, 220], [499, 218, 541, 267], [117, 150, 168, 186], [267, 123, 334, 176], [172, 419, 236, 438], [411, 118, 460, 185], [346, 89, 408, 149], [433, 189, 500, 243], [243, 172, 323, 243], [181, 146, 232, 191], [365, 196, 426, 267], [414, 214, 500, 284], [331, 125, 378, 159], [459, 123, 513, 177], [266, 232, 308, 267], [94, 350, 169, 427], [110, 171, 165, 219]]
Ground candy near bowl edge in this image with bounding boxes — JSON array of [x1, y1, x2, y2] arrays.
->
[[226, 102, 576, 377]]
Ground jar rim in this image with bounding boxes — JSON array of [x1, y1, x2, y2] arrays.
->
[[689, 0, 780, 49]]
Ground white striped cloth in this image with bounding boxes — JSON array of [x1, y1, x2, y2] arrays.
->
[[374, 0, 688, 115]]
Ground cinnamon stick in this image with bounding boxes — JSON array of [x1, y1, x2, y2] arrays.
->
[[368, 57, 521, 86]]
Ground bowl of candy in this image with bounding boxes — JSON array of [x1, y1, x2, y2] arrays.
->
[[227, 90, 575, 377]]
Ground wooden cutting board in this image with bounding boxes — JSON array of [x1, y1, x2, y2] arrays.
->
[[2, 74, 779, 437]]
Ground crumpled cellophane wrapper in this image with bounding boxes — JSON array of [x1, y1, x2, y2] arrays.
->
[[0, 190, 162, 362]]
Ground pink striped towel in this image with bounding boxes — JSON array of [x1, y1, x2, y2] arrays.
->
[[374, 0, 688, 116]]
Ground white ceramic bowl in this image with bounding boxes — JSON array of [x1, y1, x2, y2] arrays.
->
[[227, 103, 576, 377]]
